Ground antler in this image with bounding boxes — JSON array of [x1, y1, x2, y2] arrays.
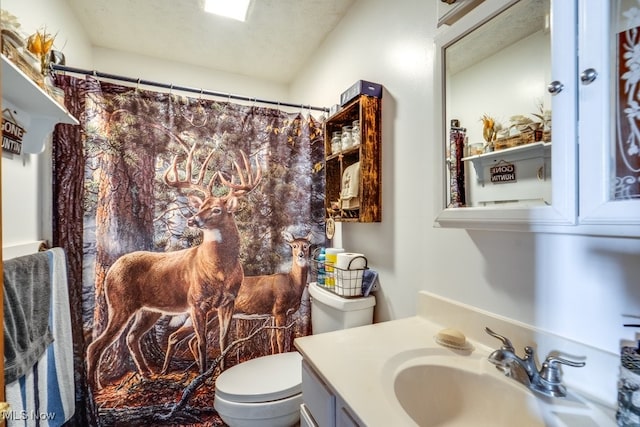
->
[[163, 144, 217, 197], [218, 150, 263, 197], [163, 146, 262, 198]]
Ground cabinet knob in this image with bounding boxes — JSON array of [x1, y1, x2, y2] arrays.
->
[[580, 68, 598, 85], [547, 81, 564, 95]]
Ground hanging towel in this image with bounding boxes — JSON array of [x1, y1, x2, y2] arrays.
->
[[5, 248, 76, 426], [3, 251, 54, 383]]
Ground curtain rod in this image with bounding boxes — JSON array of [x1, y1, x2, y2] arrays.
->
[[50, 64, 330, 113]]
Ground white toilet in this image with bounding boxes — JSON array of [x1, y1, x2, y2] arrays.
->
[[214, 282, 376, 427]]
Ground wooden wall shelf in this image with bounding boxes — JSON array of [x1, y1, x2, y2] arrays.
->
[[324, 95, 382, 223]]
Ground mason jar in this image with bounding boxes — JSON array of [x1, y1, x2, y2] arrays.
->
[[351, 120, 361, 146], [341, 125, 353, 149], [331, 131, 342, 154]]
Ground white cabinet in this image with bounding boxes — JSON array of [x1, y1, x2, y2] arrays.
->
[[462, 142, 552, 207], [577, 0, 640, 233], [437, 0, 486, 27], [335, 397, 360, 427], [2, 54, 78, 154], [434, 0, 639, 237], [301, 359, 362, 427], [301, 360, 335, 427]]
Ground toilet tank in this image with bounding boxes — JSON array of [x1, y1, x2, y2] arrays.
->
[[308, 282, 376, 334]]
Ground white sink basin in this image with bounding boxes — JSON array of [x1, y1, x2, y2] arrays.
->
[[395, 361, 548, 426], [382, 348, 615, 427]]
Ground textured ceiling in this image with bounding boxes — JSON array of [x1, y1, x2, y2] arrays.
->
[[64, 0, 356, 84]]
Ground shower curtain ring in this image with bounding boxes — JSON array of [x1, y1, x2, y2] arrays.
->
[[136, 78, 141, 91]]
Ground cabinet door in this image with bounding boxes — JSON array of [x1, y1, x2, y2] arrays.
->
[[336, 398, 360, 427], [435, 0, 578, 231], [301, 360, 336, 427], [578, 0, 640, 234]]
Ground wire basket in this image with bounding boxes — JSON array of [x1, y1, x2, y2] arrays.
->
[[311, 248, 368, 298]]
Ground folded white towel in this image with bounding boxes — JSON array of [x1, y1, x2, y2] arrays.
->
[[341, 161, 360, 208]]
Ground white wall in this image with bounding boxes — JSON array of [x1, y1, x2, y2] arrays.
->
[[2, 0, 92, 246], [291, 0, 439, 323], [4, 0, 640, 408], [290, 0, 640, 389], [90, 47, 290, 104]]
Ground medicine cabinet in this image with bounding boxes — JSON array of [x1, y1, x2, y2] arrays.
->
[[324, 95, 382, 223], [435, 0, 639, 237], [578, 0, 640, 233]]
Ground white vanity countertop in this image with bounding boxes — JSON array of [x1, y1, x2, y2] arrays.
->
[[295, 315, 445, 426], [294, 290, 618, 427]]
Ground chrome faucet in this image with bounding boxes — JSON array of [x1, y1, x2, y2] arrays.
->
[[485, 327, 585, 398]]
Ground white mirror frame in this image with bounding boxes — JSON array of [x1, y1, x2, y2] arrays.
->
[[578, 0, 640, 230], [434, 0, 578, 233]]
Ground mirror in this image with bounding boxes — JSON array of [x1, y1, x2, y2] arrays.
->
[[614, 0, 640, 202], [443, 0, 551, 209]]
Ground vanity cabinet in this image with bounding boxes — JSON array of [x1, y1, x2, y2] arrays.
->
[[301, 359, 362, 427], [324, 94, 381, 223], [435, 0, 640, 237]]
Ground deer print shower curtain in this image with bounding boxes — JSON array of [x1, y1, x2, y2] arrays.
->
[[52, 75, 326, 426]]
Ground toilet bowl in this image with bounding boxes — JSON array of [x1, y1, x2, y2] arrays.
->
[[214, 282, 376, 426], [214, 352, 303, 427]]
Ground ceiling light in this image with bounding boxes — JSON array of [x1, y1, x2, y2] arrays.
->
[[204, 0, 250, 22]]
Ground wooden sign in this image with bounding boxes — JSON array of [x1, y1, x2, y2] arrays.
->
[[490, 161, 516, 183], [2, 108, 25, 155]]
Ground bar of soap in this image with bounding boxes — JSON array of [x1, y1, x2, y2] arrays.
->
[[436, 328, 466, 348]]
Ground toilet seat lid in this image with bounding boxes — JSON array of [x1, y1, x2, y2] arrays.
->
[[215, 351, 302, 403]]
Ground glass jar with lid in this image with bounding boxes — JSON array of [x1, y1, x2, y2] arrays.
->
[[331, 131, 342, 154], [351, 120, 361, 146], [341, 125, 353, 149]]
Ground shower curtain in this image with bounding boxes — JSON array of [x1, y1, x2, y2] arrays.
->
[[52, 75, 326, 426]]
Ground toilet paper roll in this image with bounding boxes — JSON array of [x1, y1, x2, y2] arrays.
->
[[335, 253, 366, 297], [335, 252, 367, 270]]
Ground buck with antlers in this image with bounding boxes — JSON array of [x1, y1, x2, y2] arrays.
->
[[86, 146, 261, 388], [161, 231, 312, 373]]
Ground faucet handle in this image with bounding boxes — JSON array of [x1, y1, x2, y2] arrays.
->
[[485, 327, 515, 351], [533, 355, 586, 397], [539, 355, 585, 382]]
